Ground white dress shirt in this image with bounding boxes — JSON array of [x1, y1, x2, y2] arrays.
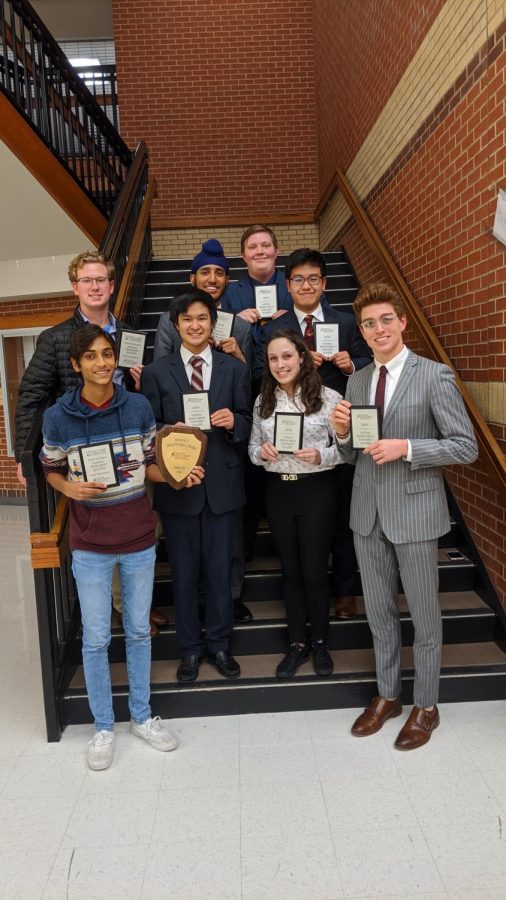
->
[[249, 385, 343, 474], [180, 343, 213, 390], [293, 304, 324, 335]]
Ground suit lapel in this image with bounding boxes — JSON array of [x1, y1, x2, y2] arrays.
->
[[209, 352, 227, 407], [382, 351, 418, 428], [170, 353, 192, 395], [361, 365, 375, 404]]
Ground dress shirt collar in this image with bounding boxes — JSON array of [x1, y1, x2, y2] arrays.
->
[[249, 270, 277, 287], [293, 303, 324, 326], [180, 342, 213, 367], [78, 308, 117, 333], [374, 344, 409, 377]]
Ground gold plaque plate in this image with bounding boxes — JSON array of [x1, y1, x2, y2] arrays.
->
[[156, 425, 207, 490]]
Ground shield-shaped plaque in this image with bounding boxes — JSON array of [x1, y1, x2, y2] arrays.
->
[[156, 425, 207, 490]]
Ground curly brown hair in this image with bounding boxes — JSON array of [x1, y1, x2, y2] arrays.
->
[[68, 251, 115, 283], [353, 282, 406, 324], [258, 329, 324, 418]]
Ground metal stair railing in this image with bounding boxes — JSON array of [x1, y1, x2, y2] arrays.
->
[[0, 0, 131, 216], [20, 142, 156, 741]]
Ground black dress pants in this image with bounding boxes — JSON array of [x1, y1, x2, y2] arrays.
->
[[265, 471, 335, 644]]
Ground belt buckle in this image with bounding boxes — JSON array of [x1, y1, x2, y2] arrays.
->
[[281, 474, 298, 481]]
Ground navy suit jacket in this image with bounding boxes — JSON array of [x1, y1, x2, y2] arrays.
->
[[253, 304, 372, 396], [221, 270, 291, 314], [141, 351, 251, 516]]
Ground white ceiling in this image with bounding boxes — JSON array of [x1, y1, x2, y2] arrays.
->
[[30, 1, 113, 40], [0, 142, 90, 262]]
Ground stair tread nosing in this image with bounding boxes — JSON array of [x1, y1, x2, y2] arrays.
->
[[68, 641, 506, 692]]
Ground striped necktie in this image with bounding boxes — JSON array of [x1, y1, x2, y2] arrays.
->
[[189, 355, 204, 391], [303, 314, 315, 350]]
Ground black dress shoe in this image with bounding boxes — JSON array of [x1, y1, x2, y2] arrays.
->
[[208, 650, 241, 679], [177, 654, 201, 684], [276, 642, 310, 679], [312, 641, 334, 676], [234, 600, 253, 622]]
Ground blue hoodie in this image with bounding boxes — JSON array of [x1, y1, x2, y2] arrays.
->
[[40, 385, 157, 553]]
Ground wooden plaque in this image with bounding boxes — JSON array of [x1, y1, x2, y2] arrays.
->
[[156, 425, 207, 490]]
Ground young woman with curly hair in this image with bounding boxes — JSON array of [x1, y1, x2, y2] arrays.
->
[[249, 330, 343, 678]]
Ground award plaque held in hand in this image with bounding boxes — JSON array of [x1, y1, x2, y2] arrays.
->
[[156, 425, 207, 490]]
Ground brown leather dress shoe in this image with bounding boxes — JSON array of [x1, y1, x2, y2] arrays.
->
[[351, 696, 403, 736], [394, 705, 440, 751], [334, 595, 357, 618], [150, 608, 168, 626]]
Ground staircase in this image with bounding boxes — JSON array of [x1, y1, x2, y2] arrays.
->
[[62, 250, 506, 725]]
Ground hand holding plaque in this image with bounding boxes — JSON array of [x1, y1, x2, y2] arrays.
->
[[78, 441, 118, 487], [213, 310, 235, 343], [182, 391, 211, 432], [255, 285, 278, 319], [314, 323, 339, 358], [117, 330, 146, 368], [156, 425, 208, 490], [350, 406, 382, 449], [274, 412, 304, 453]]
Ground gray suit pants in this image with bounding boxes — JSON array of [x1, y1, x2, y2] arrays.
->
[[354, 517, 441, 707]]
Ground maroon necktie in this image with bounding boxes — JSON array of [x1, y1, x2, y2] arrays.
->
[[374, 364, 388, 419], [303, 314, 315, 350], [189, 355, 204, 391]]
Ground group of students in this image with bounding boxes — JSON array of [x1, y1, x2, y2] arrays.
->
[[16, 224, 479, 770]]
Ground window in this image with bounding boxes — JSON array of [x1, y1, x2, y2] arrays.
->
[[0, 328, 45, 456]]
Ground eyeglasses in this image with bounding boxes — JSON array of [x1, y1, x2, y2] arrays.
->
[[75, 276, 110, 286], [289, 275, 323, 287], [361, 314, 398, 331]]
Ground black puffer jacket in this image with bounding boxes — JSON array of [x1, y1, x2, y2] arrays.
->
[[15, 307, 131, 461]]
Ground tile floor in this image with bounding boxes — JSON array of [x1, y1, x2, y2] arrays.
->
[[1, 504, 506, 899]]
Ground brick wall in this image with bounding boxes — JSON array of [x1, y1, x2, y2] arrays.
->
[[319, 7, 506, 605], [313, 0, 445, 194], [112, 0, 318, 225], [0, 295, 74, 498]]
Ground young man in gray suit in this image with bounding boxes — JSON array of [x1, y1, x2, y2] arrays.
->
[[332, 283, 478, 750]]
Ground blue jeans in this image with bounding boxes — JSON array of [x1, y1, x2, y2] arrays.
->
[[72, 545, 156, 731]]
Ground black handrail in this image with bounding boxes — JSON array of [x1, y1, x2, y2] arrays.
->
[[72, 63, 119, 133], [0, 0, 132, 216], [21, 144, 154, 741]]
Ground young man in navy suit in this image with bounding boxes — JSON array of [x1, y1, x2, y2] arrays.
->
[[221, 225, 291, 333], [141, 289, 252, 683], [254, 248, 372, 617]]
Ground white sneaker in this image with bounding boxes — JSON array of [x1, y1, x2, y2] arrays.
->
[[130, 716, 178, 752], [86, 730, 114, 770]]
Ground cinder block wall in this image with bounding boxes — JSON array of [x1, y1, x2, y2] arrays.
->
[[152, 224, 320, 259]]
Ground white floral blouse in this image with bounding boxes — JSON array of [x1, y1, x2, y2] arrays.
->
[[248, 385, 343, 474]]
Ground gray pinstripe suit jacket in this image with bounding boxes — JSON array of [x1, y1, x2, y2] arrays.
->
[[339, 351, 478, 543]]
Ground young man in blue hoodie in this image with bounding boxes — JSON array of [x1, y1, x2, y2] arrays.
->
[[40, 324, 203, 770]]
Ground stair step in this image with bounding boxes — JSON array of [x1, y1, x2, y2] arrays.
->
[[150, 547, 478, 604], [99, 590, 497, 664], [63, 641, 506, 724]]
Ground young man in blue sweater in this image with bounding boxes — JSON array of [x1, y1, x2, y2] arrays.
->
[[40, 324, 203, 770]]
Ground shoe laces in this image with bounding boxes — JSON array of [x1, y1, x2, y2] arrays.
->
[[146, 716, 164, 735], [287, 642, 306, 660], [90, 730, 113, 748]]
